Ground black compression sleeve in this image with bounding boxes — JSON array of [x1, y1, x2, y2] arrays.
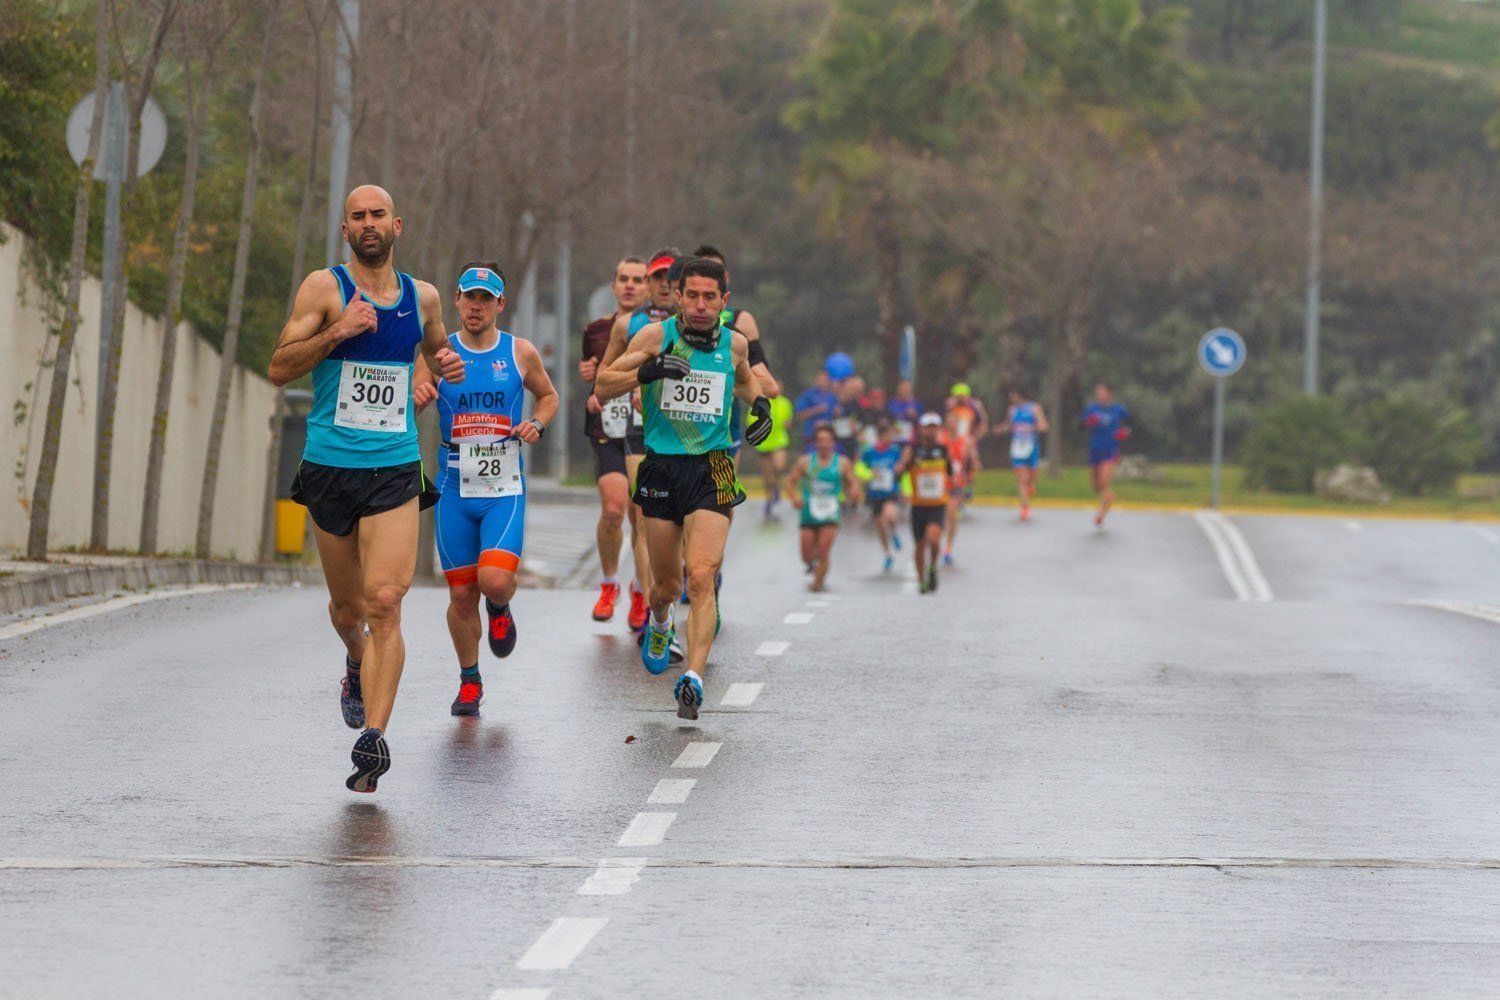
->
[[747, 338, 767, 368]]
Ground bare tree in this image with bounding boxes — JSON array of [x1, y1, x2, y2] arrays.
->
[[196, 0, 282, 558], [258, 0, 330, 563], [25, 0, 111, 561], [140, 2, 238, 555], [90, 0, 180, 550]]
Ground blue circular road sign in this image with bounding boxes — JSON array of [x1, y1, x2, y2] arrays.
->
[[1198, 327, 1246, 378]]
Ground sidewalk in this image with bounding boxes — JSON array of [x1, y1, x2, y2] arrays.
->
[[0, 554, 322, 618]]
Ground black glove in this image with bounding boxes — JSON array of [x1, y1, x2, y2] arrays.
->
[[637, 352, 692, 384], [744, 395, 774, 447]]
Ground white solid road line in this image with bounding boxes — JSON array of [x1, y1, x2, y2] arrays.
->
[[756, 640, 789, 656], [671, 741, 722, 768], [1193, 511, 1273, 602], [783, 612, 814, 625], [1409, 600, 1500, 627], [618, 812, 676, 847], [0, 583, 259, 641], [516, 917, 609, 971], [577, 858, 646, 896], [1467, 525, 1500, 545], [647, 778, 696, 804], [720, 682, 763, 708]]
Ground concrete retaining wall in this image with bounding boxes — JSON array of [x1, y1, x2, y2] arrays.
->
[[0, 222, 278, 559]]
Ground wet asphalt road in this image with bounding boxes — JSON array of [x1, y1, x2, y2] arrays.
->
[[3, 503, 1500, 998]]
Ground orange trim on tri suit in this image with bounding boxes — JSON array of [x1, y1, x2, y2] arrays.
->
[[444, 565, 479, 586], [479, 549, 521, 573]]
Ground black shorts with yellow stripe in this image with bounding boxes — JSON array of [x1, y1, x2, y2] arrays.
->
[[633, 450, 746, 524]]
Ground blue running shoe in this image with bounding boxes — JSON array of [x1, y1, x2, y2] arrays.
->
[[340, 673, 364, 729], [675, 670, 703, 721], [346, 728, 390, 793], [882, 554, 894, 574], [942, 550, 954, 568], [892, 533, 902, 552], [641, 617, 675, 675]]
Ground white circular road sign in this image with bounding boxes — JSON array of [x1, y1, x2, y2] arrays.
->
[[66, 89, 167, 180]]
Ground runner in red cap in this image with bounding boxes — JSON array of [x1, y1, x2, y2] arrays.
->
[[597, 247, 683, 659], [578, 256, 647, 622]]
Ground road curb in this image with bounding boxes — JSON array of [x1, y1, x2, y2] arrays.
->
[[0, 560, 323, 617]]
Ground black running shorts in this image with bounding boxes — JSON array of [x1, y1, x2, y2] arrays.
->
[[910, 504, 946, 538], [633, 451, 745, 525], [290, 459, 436, 537], [590, 437, 628, 480]]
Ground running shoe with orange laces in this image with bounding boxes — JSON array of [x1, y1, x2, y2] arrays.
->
[[627, 582, 649, 633], [451, 678, 483, 716], [592, 582, 620, 622], [486, 598, 517, 658]]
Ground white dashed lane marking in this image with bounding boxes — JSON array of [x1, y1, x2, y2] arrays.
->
[[720, 682, 763, 708], [647, 778, 696, 804], [783, 612, 814, 625], [577, 858, 646, 896], [671, 742, 722, 768], [516, 918, 609, 971], [490, 989, 551, 1000], [618, 812, 676, 847], [756, 640, 789, 656]]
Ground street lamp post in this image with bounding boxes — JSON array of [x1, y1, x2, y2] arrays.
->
[[1303, 0, 1327, 395]]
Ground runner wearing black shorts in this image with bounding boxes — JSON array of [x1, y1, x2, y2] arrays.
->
[[899, 413, 954, 595], [580, 256, 647, 624]]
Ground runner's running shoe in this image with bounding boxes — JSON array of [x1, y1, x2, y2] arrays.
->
[[628, 583, 649, 632], [892, 532, 902, 551], [486, 599, 517, 658], [592, 583, 620, 622], [346, 728, 390, 793], [340, 674, 364, 729], [942, 550, 954, 567], [641, 616, 675, 675], [882, 555, 894, 574], [451, 679, 483, 717], [675, 670, 703, 721], [928, 566, 939, 593]]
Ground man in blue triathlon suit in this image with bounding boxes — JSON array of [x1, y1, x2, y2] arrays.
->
[[269, 185, 465, 794], [995, 388, 1050, 522], [412, 262, 558, 718], [861, 418, 905, 572], [1083, 381, 1131, 528], [596, 256, 773, 719]]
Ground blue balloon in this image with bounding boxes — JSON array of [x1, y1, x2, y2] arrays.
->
[[825, 352, 855, 380]]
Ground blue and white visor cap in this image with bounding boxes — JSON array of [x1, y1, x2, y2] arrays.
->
[[919, 413, 943, 428], [457, 266, 505, 297]]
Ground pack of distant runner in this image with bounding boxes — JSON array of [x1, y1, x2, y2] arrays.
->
[[272, 184, 1132, 793]]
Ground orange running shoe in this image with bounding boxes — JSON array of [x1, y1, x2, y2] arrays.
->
[[592, 582, 620, 622], [627, 583, 649, 632]]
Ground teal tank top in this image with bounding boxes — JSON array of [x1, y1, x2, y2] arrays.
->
[[303, 265, 423, 468], [802, 452, 844, 523], [641, 318, 736, 455]]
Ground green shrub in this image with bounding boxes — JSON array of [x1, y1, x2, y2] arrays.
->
[[1241, 395, 1361, 492], [1357, 393, 1480, 495]]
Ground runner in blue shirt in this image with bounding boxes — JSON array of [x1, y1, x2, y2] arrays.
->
[[794, 371, 839, 447], [1082, 381, 1131, 529], [861, 418, 906, 572], [886, 379, 922, 445], [413, 262, 558, 719], [995, 388, 1049, 522]]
